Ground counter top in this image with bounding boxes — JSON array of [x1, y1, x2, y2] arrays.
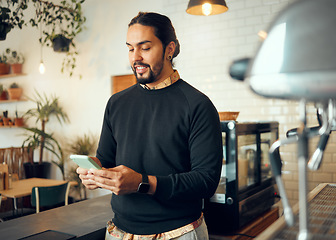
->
[[0, 194, 113, 240], [0, 193, 278, 240]]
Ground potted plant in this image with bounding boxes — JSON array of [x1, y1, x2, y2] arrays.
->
[[22, 90, 69, 179], [0, 0, 28, 40], [31, 0, 86, 51], [7, 82, 23, 100], [14, 110, 24, 127], [0, 84, 7, 100], [30, 0, 86, 77], [6, 48, 24, 74], [50, 34, 72, 53], [1, 0, 85, 77], [2, 110, 10, 126], [0, 48, 10, 75], [67, 133, 98, 200]]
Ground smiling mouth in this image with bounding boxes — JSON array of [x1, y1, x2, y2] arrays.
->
[[134, 63, 150, 74], [136, 66, 148, 74]]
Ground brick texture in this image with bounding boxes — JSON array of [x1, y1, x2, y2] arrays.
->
[[161, 0, 334, 207]]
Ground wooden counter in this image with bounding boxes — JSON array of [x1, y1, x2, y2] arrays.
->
[[0, 194, 113, 240], [0, 193, 278, 240]]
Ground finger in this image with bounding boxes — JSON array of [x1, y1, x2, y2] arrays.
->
[[81, 179, 99, 190], [92, 174, 117, 187], [78, 172, 93, 180], [82, 178, 96, 185], [94, 180, 118, 194], [89, 168, 119, 179], [84, 183, 100, 190], [76, 167, 88, 174]]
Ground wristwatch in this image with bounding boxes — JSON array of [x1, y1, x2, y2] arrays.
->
[[137, 174, 150, 194]]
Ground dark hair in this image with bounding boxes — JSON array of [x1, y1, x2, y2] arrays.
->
[[128, 12, 180, 60]]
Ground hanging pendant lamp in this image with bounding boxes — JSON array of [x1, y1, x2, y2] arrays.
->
[[186, 0, 228, 16], [39, 22, 45, 74]]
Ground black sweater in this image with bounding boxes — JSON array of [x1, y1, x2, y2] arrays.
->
[[96, 79, 223, 235]]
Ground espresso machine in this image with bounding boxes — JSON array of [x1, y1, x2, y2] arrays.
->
[[229, 0, 336, 239]]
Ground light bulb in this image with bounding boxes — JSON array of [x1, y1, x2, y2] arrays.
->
[[39, 61, 45, 74], [202, 3, 212, 16], [258, 30, 268, 40]]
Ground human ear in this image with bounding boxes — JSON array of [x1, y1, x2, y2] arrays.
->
[[165, 41, 176, 59]]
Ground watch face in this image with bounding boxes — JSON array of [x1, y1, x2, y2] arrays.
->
[[138, 182, 150, 194]]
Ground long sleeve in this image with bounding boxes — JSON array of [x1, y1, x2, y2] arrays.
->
[[154, 95, 223, 201], [95, 79, 223, 234]]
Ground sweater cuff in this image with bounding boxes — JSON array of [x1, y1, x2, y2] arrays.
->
[[153, 175, 173, 200]]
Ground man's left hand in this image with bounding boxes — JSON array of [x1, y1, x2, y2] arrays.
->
[[88, 165, 142, 195]]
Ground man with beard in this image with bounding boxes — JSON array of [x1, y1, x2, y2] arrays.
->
[[77, 12, 222, 240]]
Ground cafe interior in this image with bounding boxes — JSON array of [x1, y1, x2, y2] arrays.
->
[[1, 0, 336, 239]]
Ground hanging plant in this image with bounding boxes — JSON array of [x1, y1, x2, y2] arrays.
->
[[0, 1, 86, 77], [0, 0, 28, 40], [52, 34, 72, 52], [29, 0, 86, 78]]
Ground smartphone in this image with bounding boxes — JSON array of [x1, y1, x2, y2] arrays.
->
[[70, 155, 102, 170]]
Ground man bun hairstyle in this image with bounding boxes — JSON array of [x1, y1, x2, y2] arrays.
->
[[129, 12, 180, 60]]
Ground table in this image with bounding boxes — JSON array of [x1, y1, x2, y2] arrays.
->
[[0, 194, 113, 240], [0, 178, 76, 211]]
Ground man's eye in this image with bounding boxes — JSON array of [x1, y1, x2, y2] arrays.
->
[[143, 48, 150, 51], [128, 49, 134, 52]]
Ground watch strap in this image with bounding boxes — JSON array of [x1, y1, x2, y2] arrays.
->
[[142, 173, 149, 184], [137, 174, 150, 193]]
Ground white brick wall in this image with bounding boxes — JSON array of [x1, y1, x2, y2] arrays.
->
[[161, 0, 335, 206]]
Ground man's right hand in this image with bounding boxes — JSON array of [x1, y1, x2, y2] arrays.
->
[[76, 156, 102, 190]]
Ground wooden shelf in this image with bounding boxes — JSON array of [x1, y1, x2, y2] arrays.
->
[[0, 73, 26, 79], [0, 126, 25, 129], [0, 99, 27, 104]]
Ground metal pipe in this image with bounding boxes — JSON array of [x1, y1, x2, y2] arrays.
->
[[297, 100, 312, 240]]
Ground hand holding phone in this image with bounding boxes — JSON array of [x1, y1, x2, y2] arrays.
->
[[70, 155, 102, 170]]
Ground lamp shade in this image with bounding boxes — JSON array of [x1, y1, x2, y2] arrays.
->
[[186, 0, 228, 16], [247, 0, 336, 101]]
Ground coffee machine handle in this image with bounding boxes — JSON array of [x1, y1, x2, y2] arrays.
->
[[308, 104, 333, 171], [308, 133, 330, 171], [269, 137, 297, 226]]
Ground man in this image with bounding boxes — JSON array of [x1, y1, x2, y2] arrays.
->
[[77, 12, 223, 239]]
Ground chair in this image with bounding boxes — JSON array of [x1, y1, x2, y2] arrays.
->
[[31, 182, 70, 213], [0, 147, 31, 180], [0, 193, 3, 222]]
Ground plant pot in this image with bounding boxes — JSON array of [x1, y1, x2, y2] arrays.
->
[[2, 117, 10, 126], [10, 63, 23, 74], [52, 35, 72, 52], [0, 22, 12, 41], [14, 117, 24, 127], [0, 63, 10, 75], [0, 90, 7, 100], [7, 88, 23, 100], [23, 162, 51, 179]]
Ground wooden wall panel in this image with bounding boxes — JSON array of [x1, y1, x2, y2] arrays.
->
[[111, 74, 136, 94]]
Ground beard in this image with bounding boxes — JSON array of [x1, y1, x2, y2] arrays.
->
[[132, 55, 165, 85]]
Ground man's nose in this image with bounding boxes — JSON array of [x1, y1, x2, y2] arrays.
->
[[132, 49, 143, 62]]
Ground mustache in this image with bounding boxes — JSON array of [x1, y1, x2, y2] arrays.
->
[[133, 62, 150, 68]]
